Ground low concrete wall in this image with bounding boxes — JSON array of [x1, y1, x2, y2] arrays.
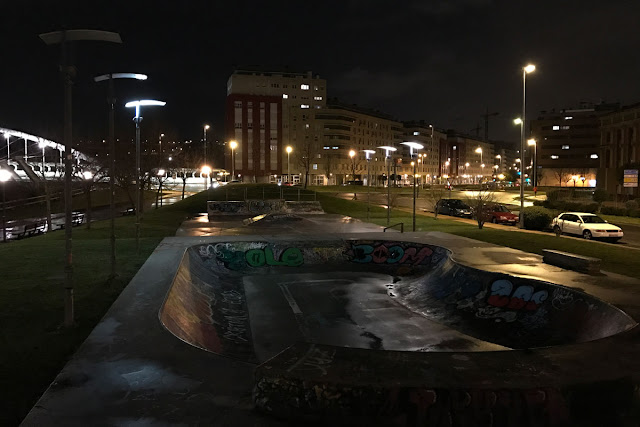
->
[[543, 249, 601, 274], [207, 200, 323, 216]]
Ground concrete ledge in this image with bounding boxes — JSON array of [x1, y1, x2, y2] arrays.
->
[[542, 249, 601, 274]]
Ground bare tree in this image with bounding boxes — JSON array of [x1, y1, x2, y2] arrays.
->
[[296, 140, 314, 189], [323, 152, 335, 186], [465, 189, 497, 229], [426, 186, 446, 219], [76, 158, 108, 230], [553, 168, 569, 187]]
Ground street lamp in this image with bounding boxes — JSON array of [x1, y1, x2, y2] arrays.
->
[[125, 99, 166, 252], [527, 138, 537, 190], [0, 168, 10, 243], [363, 149, 376, 220], [517, 63, 536, 228], [286, 145, 292, 184], [94, 72, 148, 281], [40, 28, 122, 327], [349, 149, 357, 199], [201, 165, 211, 191], [378, 146, 397, 225], [203, 125, 210, 166], [156, 168, 165, 208], [229, 140, 238, 181], [159, 133, 164, 159], [402, 141, 424, 232], [496, 154, 502, 173], [4, 133, 9, 162]]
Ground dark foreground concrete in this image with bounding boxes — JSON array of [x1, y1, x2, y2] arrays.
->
[[21, 214, 640, 426]]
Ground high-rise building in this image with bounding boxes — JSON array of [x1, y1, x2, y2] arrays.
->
[[225, 69, 326, 183]]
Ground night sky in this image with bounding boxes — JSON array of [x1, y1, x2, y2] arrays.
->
[[2, 1, 640, 146]]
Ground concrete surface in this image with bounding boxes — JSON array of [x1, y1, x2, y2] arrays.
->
[[21, 212, 640, 426]]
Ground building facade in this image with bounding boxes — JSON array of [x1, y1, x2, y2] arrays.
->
[[441, 131, 495, 184], [599, 103, 640, 196], [225, 69, 327, 182], [530, 103, 618, 187]]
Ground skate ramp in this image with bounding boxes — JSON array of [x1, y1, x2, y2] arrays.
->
[[160, 239, 636, 363]]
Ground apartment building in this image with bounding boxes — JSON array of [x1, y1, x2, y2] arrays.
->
[[530, 103, 617, 187], [225, 69, 327, 182], [599, 103, 640, 196], [442, 131, 495, 184], [403, 122, 443, 184]]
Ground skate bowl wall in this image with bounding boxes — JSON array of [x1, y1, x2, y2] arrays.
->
[[160, 239, 636, 361]]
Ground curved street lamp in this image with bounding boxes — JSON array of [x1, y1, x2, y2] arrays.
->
[[378, 146, 397, 225], [125, 99, 166, 252], [402, 142, 424, 231], [229, 140, 238, 181]]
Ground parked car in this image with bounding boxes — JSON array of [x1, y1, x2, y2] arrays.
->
[[435, 199, 473, 218], [551, 212, 623, 242], [483, 204, 518, 225]]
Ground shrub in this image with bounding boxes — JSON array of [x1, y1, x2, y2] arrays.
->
[[541, 200, 599, 213], [625, 199, 639, 211], [523, 206, 553, 230], [546, 190, 562, 202], [600, 206, 628, 216], [593, 188, 609, 204], [629, 210, 640, 218]]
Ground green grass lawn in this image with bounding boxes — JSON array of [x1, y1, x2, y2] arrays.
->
[[0, 191, 208, 426]]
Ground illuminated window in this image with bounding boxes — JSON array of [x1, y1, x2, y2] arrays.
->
[[413, 131, 419, 136], [301, 104, 310, 109], [551, 155, 559, 159], [312, 164, 318, 170], [282, 94, 288, 99], [590, 154, 599, 159], [562, 145, 570, 150], [564, 116, 573, 120], [301, 84, 310, 90], [314, 96, 322, 101], [561, 125, 570, 130], [552, 125, 560, 131]]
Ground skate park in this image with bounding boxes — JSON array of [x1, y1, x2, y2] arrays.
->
[[21, 200, 640, 426]]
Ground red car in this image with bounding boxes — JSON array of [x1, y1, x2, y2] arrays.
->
[[484, 204, 518, 225]]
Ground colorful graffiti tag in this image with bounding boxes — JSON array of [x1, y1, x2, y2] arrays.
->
[[350, 243, 433, 266], [245, 247, 303, 267], [487, 279, 548, 311], [200, 243, 304, 270]]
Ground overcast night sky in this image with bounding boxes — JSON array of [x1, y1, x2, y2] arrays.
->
[[2, 1, 640, 146]]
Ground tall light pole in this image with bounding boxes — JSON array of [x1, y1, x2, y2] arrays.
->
[[94, 72, 147, 280], [528, 138, 537, 190], [125, 99, 166, 252], [159, 133, 164, 159], [230, 140, 238, 180], [203, 125, 210, 166], [402, 142, 424, 232], [518, 63, 536, 228], [364, 149, 375, 221], [379, 146, 396, 225], [496, 154, 502, 174], [201, 165, 211, 191], [286, 145, 292, 184], [40, 28, 122, 328], [4, 133, 9, 162], [0, 168, 10, 243], [475, 146, 483, 183], [157, 168, 166, 207]]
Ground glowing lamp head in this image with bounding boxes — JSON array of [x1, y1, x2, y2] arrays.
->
[[465, 162, 470, 167], [157, 169, 165, 176], [0, 169, 11, 182], [475, 147, 482, 154], [513, 118, 523, 125], [201, 166, 212, 175], [527, 139, 537, 146], [204, 125, 210, 130], [82, 171, 93, 180], [524, 64, 536, 73], [349, 149, 356, 158], [363, 149, 376, 160], [286, 145, 292, 154], [229, 140, 238, 150]]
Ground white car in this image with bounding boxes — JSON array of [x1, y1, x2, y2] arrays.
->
[[551, 212, 623, 242]]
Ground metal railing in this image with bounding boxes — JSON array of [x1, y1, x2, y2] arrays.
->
[[383, 222, 404, 233]]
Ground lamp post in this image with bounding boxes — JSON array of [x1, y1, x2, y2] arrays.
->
[[40, 28, 122, 327], [4, 133, 9, 162], [527, 138, 537, 189], [379, 146, 396, 225], [159, 133, 164, 159], [364, 149, 376, 220], [201, 165, 211, 191], [402, 141, 424, 232], [203, 125, 210, 166], [517, 63, 536, 228], [475, 147, 483, 184], [125, 99, 166, 252], [496, 154, 502, 174], [286, 145, 292, 184], [157, 168, 165, 208], [229, 140, 238, 181], [0, 168, 10, 243], [94, 72, 148, 280]]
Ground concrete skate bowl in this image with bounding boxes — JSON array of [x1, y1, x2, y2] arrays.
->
[[160, 239, 640, 425]]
